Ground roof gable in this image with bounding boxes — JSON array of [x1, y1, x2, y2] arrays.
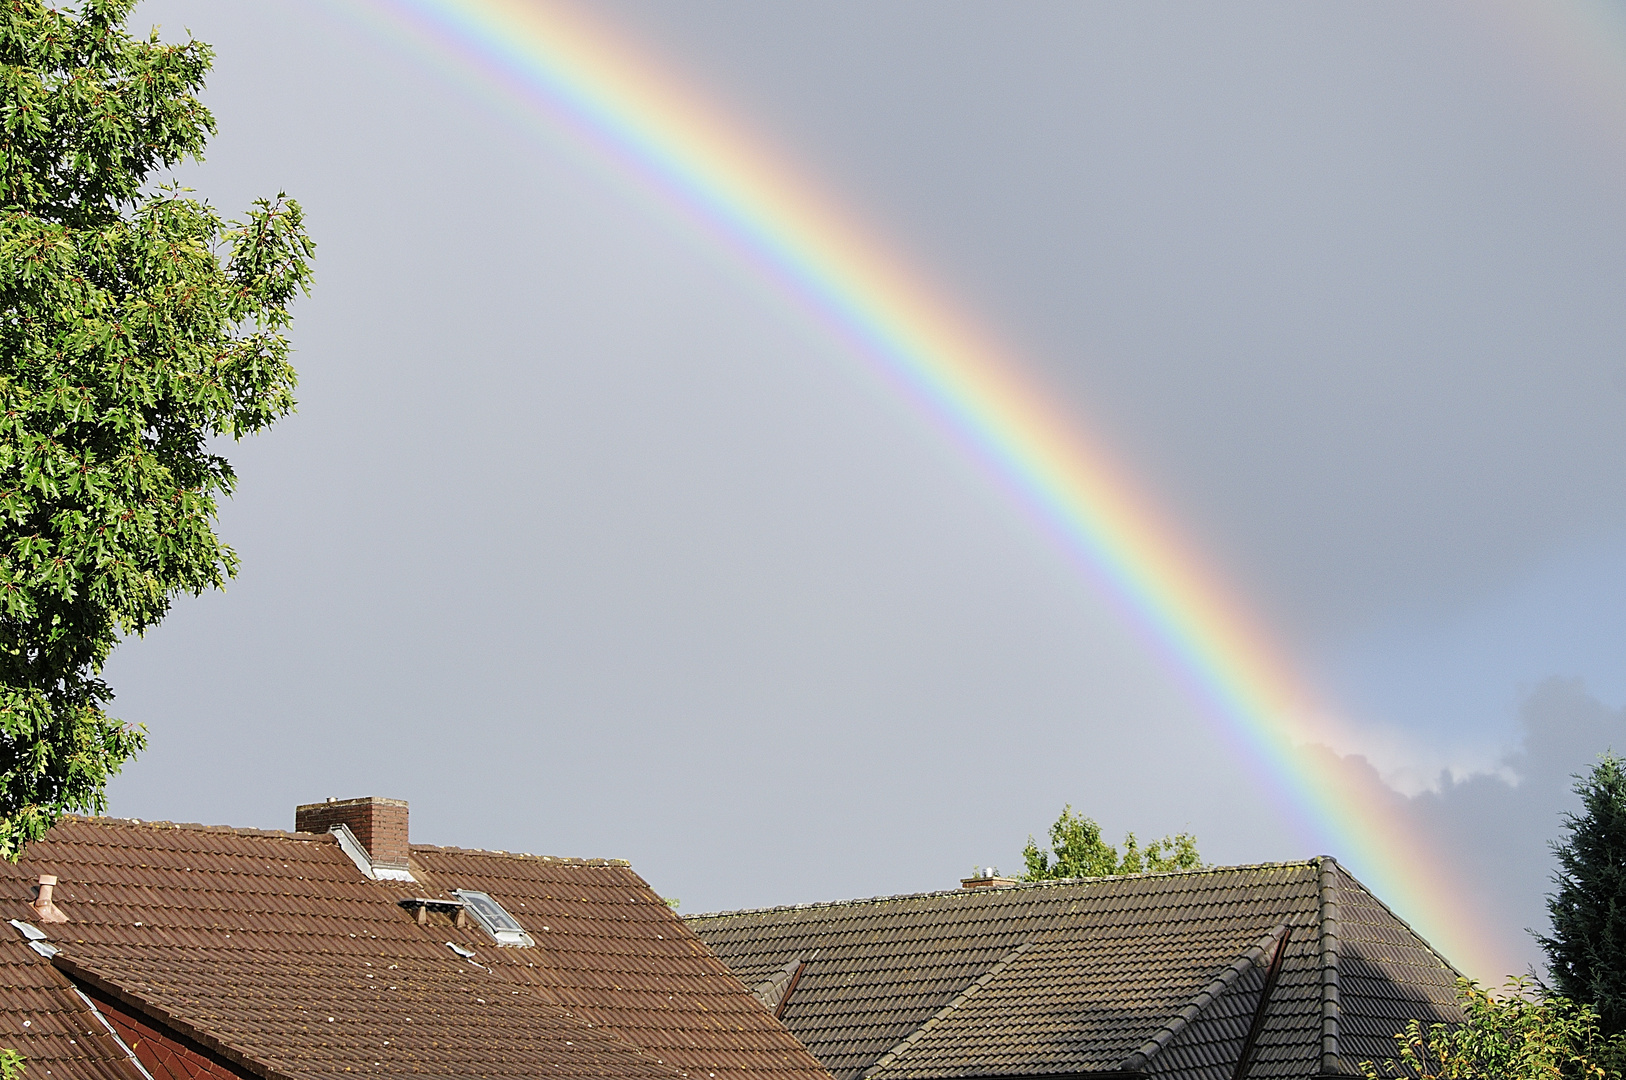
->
[[687, 859, 1463, 1080], [1331, 865, 1469, 1071]]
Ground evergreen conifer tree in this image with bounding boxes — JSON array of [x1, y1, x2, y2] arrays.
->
[[1539, 754, 1626, 1035]]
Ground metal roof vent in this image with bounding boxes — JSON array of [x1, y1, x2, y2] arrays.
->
[[9, 919, 58, 957], [329, 823, 416, 883], [399, 896, 467, 926], [452, 890, 535, 947]]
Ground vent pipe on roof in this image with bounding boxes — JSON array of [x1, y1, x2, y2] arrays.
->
[[296, 796, 411, 871], [31, 874, 68, 923]]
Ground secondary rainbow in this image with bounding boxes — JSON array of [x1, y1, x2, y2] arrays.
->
[[334, 0, 1500, 976]]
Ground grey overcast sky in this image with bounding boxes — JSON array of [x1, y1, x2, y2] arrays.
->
[[105, 0, 1626, 980]]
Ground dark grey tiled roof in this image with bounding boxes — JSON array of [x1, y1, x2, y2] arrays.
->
[[687, 859, 1462, 1080]]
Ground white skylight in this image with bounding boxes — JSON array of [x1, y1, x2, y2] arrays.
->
[[452, 890, 535, 947]]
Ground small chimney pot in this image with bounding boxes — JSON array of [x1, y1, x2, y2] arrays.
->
[[960, 868, 1020, 890], [32, 874, 68, 923]]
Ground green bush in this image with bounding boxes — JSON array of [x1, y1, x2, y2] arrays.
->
[[1361, 976, 1623, 1080]]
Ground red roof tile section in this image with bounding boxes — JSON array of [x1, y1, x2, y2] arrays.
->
[[79, 985, 244, 1080], [0, 941, 142, 1080], [0, 817, 831, 1080]]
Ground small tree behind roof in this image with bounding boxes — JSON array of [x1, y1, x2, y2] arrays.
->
[[1021, 804, 1203, 880]]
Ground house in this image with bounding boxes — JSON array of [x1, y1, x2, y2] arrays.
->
[[686, 858, 1463, 1080], [0, 797, 833, 1080]]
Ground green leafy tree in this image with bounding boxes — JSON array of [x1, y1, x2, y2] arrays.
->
[[1119, 829, 1203, 874], [0, 0, 312, 859], [1021, 805, 1204, 880], [1540, 755, 1626, 1036], [1359, 976, 1619, 1080]]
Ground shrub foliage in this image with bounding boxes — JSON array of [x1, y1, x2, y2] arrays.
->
[[1361, 977, 1622, 1080]]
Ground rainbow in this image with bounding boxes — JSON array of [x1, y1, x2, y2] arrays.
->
[[330, 0, 1503, 977]]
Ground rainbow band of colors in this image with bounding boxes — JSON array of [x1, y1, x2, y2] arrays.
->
[[341, 0, 1497, 977]]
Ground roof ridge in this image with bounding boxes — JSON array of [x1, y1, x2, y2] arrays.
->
[[408, 842, 632, 866], [62, 816, 331, 843], [683, 859, 1325, 920], [1119, 922, 1290, 1074], [1319, 855, 1346, 1076], [60, 816, 633, 866], [860, 940, 1036, 1080]]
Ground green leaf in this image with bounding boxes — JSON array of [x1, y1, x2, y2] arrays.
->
[[0, 0, 311, 858]]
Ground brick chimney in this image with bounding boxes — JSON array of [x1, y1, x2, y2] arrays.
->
[[296, 797, 410, 871], [960, 866, 1020, 889]]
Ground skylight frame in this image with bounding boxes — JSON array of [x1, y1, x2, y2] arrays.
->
[[451, 890, 535, 947]]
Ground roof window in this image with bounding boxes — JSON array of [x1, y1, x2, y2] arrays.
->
[[452, 890, 534, 947]]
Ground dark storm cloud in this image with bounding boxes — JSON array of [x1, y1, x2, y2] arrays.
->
[[1308, 679, 1626, 979]]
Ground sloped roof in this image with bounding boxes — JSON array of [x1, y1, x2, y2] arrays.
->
[[686, 859, 1463, 1080], [0, 816, 832, 1080], [0, 939, 144, 1080]]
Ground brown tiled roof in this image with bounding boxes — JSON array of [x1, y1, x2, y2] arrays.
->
[[78, 981, 263, 1080], [686, 859, 1463, 1080], [0, 816, 832, 1080], [0, 943, 142, 1080]]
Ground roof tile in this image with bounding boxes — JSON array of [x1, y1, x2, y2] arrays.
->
[[0, 817, 831, 1080], [688, 860, 1462, 1080]]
